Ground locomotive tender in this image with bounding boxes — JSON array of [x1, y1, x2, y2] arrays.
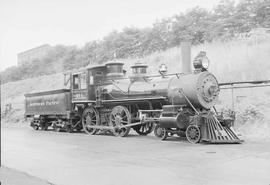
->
[[25, 44, 242, 144]]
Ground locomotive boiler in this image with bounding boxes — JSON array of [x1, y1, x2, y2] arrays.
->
[[25, 43, 242, 144]]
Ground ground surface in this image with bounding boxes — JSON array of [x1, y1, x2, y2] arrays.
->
[[2, 126, 270, 185], [0, 166, 52, 185]]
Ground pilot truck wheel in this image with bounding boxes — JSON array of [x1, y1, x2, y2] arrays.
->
[[154, 125, 165, 138], [33, 125, 39, 130], [186, 125, 201, 144]]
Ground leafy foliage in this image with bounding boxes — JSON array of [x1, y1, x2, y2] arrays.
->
[[1, 0, 269, 84]]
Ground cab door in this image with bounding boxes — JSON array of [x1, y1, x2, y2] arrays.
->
[[72, 72, 88, 102], [88, 66, 106, 101]]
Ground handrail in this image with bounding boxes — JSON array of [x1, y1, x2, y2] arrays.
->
[[219, 80, 270, 86]]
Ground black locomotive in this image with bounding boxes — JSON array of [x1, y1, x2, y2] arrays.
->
[[25, 48, 242, 144]]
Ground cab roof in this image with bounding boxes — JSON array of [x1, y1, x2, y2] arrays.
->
[[86, 64, 106, 70], [105, 59, 124, 66]]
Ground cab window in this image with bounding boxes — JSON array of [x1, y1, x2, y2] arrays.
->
[[73, 75, 79, 89], [73, 73, 87, 89], [140, 68, 147, 73], [80, 73, 86, 89], [132, 67, 147, 74]]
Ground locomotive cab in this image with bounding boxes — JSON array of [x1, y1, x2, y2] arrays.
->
[[71, 70, 88, 102], [71, 64, 108, 102], [87, 65, 107, 100]]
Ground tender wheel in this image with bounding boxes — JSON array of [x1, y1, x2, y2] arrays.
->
[[109, 106, 131, 137], [82, 107, 100, 135], [186, 125, 201, 144], [40, 122, 48, 131], [55, 127, 61, 132], [133, 122, 154, 136], [53, 124, 60, 132], [33, 124, 39, 130]]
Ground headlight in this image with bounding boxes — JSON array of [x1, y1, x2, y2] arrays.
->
[[159, 63, 168, 75], [201, 57, 209, 69], [193, 51, 210, 70]]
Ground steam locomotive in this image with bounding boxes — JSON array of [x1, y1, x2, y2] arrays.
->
[[25, 46, 242, 144]]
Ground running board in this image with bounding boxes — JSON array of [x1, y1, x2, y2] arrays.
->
[[200, 114, 243, 144]]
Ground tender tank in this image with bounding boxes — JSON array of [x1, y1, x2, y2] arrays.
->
[[25, 89, 71, 116]]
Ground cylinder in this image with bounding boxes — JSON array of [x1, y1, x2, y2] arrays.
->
[[181, 42, 192, 74], [159, 111, 190, 129], [159, 116, 178, 128]]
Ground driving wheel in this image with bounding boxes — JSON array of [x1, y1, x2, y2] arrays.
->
[[109, 106, 131, 137], [82, 107, 100, 135]]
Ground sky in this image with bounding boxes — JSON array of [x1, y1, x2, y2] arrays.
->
[[0, 0, 223, 71]]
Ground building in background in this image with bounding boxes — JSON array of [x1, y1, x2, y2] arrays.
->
[[17, 44, 51, 66]]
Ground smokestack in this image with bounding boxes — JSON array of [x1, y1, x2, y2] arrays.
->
[[181, 42, 192, 73]]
